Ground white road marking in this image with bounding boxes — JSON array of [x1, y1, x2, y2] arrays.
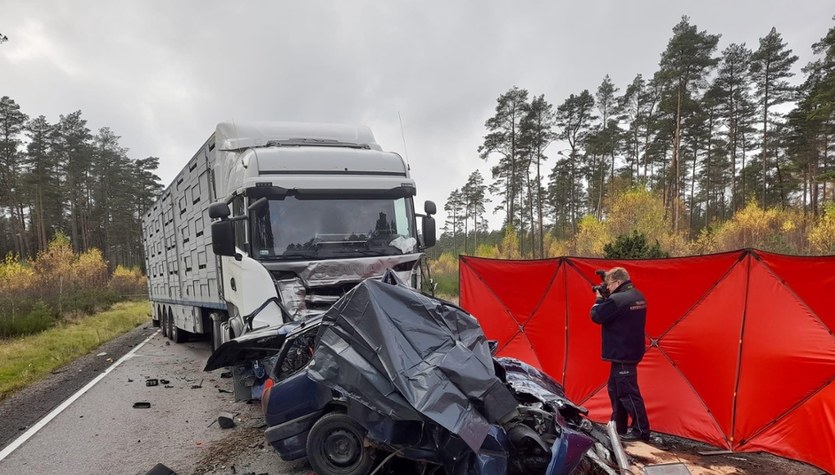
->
[[0, 330, 160, 462]]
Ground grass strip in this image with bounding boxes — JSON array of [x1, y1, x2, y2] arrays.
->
[[0, 300, 151, 398]]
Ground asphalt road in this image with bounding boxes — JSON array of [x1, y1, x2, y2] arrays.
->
[[0, 325, 309, 475]]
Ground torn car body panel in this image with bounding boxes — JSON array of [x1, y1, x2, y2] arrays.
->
[[265, 254, 421, 319]]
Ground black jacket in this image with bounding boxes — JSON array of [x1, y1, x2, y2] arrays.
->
[[590, 281, 647, 363]]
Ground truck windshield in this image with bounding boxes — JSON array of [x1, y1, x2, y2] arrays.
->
[[251, 196, 418, 259]]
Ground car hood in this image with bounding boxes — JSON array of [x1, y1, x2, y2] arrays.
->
[[204, 319, 309, 371]]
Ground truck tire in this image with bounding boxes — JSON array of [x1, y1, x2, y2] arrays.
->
[[171, 323, 187, 344], [161, 310, 169, 338], [306, 412, 375, 475], [166, 309, 174, 340]]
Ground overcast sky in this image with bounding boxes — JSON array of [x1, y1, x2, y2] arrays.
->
[[2, 1, 833, 230]]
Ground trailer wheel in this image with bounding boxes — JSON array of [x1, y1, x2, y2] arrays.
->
[[306, 413, 375, 475], [171, 323, 187, 344], [166, 309, 174, 340], [161, 309, 169, 338]]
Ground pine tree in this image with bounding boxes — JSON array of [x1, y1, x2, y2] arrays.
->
[[751, 28, 798, 208], [24, 115, 61, 253], [520, 95, 556, 257], [657, 16, 720, 232], [714, 43, 755, 212], [555, 90, 596, 232], [0, 96, 31, 257], [479, 87, 530, 230], [54, 111, 93, 252]]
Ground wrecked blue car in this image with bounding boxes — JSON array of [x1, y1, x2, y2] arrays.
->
[[206, 271, 611, 475]]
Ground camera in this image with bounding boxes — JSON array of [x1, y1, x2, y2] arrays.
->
[[591, 269, 610, 299]]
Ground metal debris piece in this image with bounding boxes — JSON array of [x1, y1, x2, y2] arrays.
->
[[698, 450, 733, 456], [144, 462, 178, 475], [217, 412, 236, 429], [644, 462, 692, 475], [606, 420, 631, 473]]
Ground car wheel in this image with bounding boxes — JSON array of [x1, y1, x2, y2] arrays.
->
[[306, 412, 375, 475]]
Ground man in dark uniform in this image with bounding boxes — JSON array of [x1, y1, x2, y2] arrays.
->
[[590, 267, 651, 442]]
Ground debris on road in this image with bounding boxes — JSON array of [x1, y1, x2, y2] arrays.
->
[[132, 401, 151, 409], [145, 378, 159, 387], [144, 462, 178, 475], [217, 412, 237, 429]]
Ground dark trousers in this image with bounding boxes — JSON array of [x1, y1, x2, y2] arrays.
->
[[607, 362, 650, 437]]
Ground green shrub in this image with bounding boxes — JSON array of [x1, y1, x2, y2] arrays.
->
[[604, 231, 669, 259], [433, 272, 459, 296], [0, 300, 58, 338]]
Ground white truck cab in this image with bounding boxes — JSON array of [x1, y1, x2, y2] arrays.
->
[[142, 122, 436, 350]]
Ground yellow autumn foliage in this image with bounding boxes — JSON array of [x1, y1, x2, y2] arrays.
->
[[474, 244, 500, 258], [808, 203, 835, 255], [108, 265, 148, 297], [544, 234, 570, 258], [697, 201, 806, 254], [498, 226, 522, 259], [431, 252, 459, 276], [573, 215, 611, 257]]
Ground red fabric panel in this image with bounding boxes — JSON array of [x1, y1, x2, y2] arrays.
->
[[523, 265, 568, 382], [642, 350, 729, 447], [756, 251, 835, 331], [733, 258, 835, 445], [459, 258, 519, 348], [659, 259, 748, 437], [583, 350, 729, 448], [565, 252, 742, 338], [458, 257, 559, 326], [499, 333, 543, 369], [563, 263, 611, 403], [739, 382, 835, 474], [458, 250, 835, 471]]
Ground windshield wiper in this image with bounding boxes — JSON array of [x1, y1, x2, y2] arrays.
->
[[278, 250, 319, 259]]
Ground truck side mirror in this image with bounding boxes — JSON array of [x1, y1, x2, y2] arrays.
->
[[422, 215, 436, 248], [208, 202, 231, 220], [211, 220, 235, 256], [424, 200, 436, 216]]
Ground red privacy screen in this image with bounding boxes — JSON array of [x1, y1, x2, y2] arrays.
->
[[459, 250, 835, 474]]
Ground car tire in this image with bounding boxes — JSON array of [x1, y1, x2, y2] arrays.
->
[[306, 412, 375, 475]]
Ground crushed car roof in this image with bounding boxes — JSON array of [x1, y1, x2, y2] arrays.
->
[[307, 270, 519, 452]]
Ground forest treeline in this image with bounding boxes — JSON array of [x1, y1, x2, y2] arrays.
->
[[0, 98, 163, 267], [440, 16, 835, 261]]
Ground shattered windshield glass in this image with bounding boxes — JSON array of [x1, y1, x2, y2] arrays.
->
[[251, 196, 418, 259]]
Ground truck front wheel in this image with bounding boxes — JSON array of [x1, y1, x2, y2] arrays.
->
[[306, 412, 375, 475]]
